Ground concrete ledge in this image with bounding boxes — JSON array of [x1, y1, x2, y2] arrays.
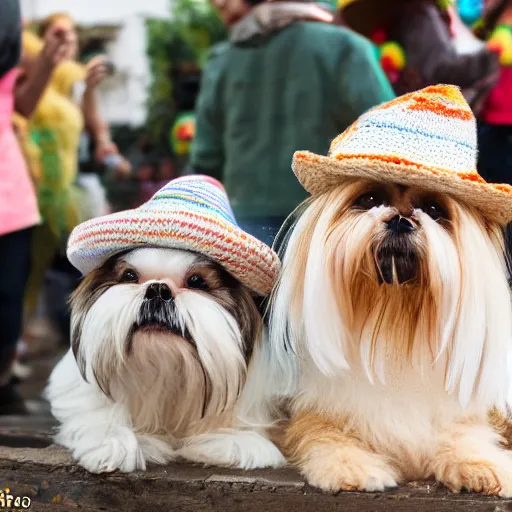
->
[[2, 424, 512, 511]]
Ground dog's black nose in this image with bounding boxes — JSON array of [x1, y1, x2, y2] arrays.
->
[[386, 215, 415, 234], [145, 283, 173, 302]]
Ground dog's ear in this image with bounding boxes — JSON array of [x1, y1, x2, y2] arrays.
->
[[233, 288, 263, 362], [69, 254, 123, 382]]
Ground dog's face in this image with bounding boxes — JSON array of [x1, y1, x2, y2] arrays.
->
[[71, 248, 261, 432], [349, 181, 453, 285], [270, 179, 512, 407]]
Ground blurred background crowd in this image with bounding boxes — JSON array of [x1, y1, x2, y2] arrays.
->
[[0, 0, 511, 415]]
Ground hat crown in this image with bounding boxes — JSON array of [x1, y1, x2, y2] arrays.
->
[[329, 85, 482, 183], [142, 175, 239, 226], [292, 84, 512, 225], [66, 174, 281, 295]]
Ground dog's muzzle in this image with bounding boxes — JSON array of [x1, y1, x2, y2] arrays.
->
[[376, 215, 418, 284], [132, 283, 193, 342]]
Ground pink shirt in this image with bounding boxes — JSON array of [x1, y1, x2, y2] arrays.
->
[[0, 68, 40, 236], [481, 66, 512, 126]]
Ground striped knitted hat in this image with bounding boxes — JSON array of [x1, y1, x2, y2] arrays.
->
[[67, 175, 280, 296], [293, 85, 512, 224]]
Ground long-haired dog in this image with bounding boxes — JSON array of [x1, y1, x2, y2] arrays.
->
[[252, 86, 512, 496], [46, 176, 284, 473]]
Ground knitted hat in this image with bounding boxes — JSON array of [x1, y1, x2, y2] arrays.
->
[[67, 175, 280, 296], [292, 85, 512, 225]]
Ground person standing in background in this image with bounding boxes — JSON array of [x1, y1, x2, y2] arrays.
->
[[0, 0, 72, 414], [338, 0, 498, 109], [20, 15, 130, 346], [190, 0, 395, 245], [476, 0, 512, 185]]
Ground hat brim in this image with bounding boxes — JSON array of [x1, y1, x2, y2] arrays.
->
[[67, 208, 280, 296], [293, 151, 512, 225]]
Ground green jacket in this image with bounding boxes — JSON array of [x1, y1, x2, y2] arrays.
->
[[190, 21, 395, 219]]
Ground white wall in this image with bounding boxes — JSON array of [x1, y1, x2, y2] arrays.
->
[[20, 0, 171, 126], [21, 0, 170, 24]]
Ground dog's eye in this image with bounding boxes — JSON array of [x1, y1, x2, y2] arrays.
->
[[420, 201, 447, 221], [186, 274, 209, 290], [120, 269, 139, 283], [354, 190, 388, 210]]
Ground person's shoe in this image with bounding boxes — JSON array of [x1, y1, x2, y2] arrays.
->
[[0, 383, 28, 416]]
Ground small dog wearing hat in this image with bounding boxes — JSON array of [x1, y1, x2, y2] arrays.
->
[[45, 176, 284, 473], [258, 86, 512, 496]]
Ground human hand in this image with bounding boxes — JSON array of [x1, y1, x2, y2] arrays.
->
[[85, 56, 111, 90], [40, 24, 75, 69], [114, 157, 132, 180], [95, 141, 132, 178], [95, 139, 119, 164]]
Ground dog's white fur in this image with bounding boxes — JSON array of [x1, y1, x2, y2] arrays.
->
[[241, 181, 512, 495], [46, 248, 284, 473]]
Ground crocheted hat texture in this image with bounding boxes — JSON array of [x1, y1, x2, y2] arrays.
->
[[293, 85, 512, 224], [67, 175, 280, 296]]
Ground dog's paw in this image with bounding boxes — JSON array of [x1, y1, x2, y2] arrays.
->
[[436, 460, 510, 496], [300, 444, 398, 493], [177, 430, 286, 469], [433, 430, 512, 497], [74, 429, 145, 474]]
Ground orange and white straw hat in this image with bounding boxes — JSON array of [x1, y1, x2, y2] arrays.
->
[[293, 85, 512, 225]]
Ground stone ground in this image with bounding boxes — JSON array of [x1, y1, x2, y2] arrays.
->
[[1, 336, 512, 511]]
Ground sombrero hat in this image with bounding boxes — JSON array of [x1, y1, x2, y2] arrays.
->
[[292, 85, 512, 225], [67, 175, 280, 296]]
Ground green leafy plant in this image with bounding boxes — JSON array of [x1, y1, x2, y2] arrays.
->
[[146, 0, 227, 148]]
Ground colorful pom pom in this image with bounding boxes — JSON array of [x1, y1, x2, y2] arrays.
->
[[488, 25, 512, 67], [170, 112, 196, 156], [380, 42, 407, 72]]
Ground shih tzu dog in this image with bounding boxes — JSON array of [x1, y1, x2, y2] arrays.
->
[[46, 176, 284, 473], [255, 86, 512, 496]]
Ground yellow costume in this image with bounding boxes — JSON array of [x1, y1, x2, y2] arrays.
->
[[12, 112, 42, 184], [22, 30, 87, 315]]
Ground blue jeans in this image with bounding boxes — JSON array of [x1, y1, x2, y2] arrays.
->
[[237, 217, 287, 247]]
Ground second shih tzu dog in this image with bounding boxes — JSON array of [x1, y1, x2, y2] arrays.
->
[[260, 86, 512, 496], [46, 176, 284, 473]]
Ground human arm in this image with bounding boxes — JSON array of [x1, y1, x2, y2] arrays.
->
[[398, 0, 498, 88], [81, 56, 131, 176], [15, 26, 73, 118], [82, 56, 113, 156]]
